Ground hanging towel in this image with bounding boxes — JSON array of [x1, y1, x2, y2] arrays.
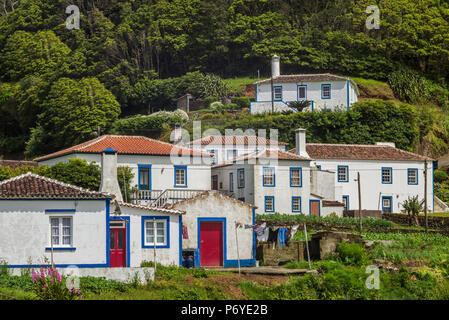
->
[[182, 224, 189, 239]]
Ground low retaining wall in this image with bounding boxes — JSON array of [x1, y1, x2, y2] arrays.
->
[[382, 213, 449, 231], [256, 242, 305, 266], [344, 210, 382, 219], [8, 267, 155, 284]]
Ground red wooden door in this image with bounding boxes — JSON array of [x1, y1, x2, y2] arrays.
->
[[310, 200, 320, 217], [110, 227, 126, 267], [200, 221, 223, 266]]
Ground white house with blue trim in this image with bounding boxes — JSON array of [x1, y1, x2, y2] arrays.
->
[[290, 140, 435, 214], [165, 191, 256, 268], [211, 129, 343, 217], [34, 135, 212, 206], [250, 55, 359, 114]]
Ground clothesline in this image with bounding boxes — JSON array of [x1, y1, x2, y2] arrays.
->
[[253, 223, 301, 249]]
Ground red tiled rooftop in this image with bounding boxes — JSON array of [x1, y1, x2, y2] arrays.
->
[[288, 143, 432, 161], [212, 149, 311, 168], [34, 135, 211, 161], [189, 135, 288, 146], [0, 172, 110, 199]]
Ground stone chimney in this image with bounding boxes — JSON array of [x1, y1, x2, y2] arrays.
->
[[172, 123, 183, 146], [100, 147, 123, 202], [295, 128, 309, 158], [271, 55, 280, 77]]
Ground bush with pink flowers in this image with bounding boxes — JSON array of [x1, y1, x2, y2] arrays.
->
[[31, 266, 82, 300]]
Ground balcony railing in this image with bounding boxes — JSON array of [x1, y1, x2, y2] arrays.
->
[[134, 189, 205, 207]]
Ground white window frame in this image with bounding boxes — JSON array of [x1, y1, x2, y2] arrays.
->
[[408, 169, 418, 185], [144, 219, 167, 247], [338, 166, 348, 182], [263, 167, 275, 186], [174, 166, 187, 187], [290, 168, 302, 187], [49, 217, 73, 247]]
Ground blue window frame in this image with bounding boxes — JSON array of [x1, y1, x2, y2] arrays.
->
[[229, 172, 234, 192], [290, 167, 302, 187], [264, 196, 275, 213], [342, 195, 349, 211], [263, 167, 275, 187], [381, 167, 393, 184], [297, 85, 307, 101], [141, 216, 170, 249], [237, 168, 245, 189], [273, 86, 283, 101], [321, 84, 331, 99], [337, 165, 349, 182], [407, 168, 418, 185], [174, 165, 187, 188], [292, 197, 302, 213], [382, 196, 393, 213], [138, 165, 152, 190]]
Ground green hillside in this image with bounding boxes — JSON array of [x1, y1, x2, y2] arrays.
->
[[0, 0, 449, 159]]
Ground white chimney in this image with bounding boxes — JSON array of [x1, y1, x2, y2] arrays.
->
[[375, 142, 396, 148], [295, 128, 309, 158], [100, 147, 123, 202], [271, 55, 280, 77]]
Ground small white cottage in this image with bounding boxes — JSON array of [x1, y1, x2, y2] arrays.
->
[[250, 55, 359, 114], [165, 191, 256, 268]]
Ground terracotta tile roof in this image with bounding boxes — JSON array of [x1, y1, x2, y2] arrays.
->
[[189, 135, 288, 146], [322, 200, 345, 207], [0, 172, 111, 199], [289, 144, 433, 161], [34, 135, 211, 161], [0, 160, 38, 168], [115, 201, 185, 215], [212, 149, 311, 168]]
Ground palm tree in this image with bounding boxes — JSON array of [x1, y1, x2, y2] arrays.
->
[[288, 100, 311, 112], [402, 195, 424, 226]]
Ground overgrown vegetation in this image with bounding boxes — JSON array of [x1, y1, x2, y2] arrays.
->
[[0, 159, 136, 195]]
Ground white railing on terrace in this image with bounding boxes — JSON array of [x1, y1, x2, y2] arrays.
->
[[134, 189, 205, 207]]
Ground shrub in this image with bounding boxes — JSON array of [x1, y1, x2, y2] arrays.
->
[[434, 170, 448, 183], [231, 97, 251, 109], [203, 96, 219, 108], [336, 242, 370, 267], [79, 276, 129, 294]]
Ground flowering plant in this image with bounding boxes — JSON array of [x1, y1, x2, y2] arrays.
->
[[31, 265, 82, 300]]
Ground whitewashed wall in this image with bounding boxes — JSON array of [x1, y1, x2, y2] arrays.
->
[[213, 160, 315, 215], [112, 206, 181, 267], [314, 159, 434, 213], [171, 192, 254, 267], [0, 200, 108, 267], [39, 154, 211, 191], [254, 80, 357, 112]]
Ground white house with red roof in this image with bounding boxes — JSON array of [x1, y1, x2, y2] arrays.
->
[[34, 135, 213, 205], [0, 153, 185, 269], [211, 129, 343, 216], [289, 133, 435, 214], [250, 55, 359, 114], [188, 135, 288, 164]]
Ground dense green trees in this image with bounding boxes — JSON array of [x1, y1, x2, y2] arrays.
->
[[0, 0, 448, 158]]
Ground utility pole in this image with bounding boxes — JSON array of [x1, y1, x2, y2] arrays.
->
[[357, 172, 362, 233], [424, 159, 428, 232], [270, 75, 274, 113]]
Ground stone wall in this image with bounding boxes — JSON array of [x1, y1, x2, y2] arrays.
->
[[310, 231, 364, 260], [344, 210, 382, 219], [382, 213, 449, 231], [256, 242, 305, 266]]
